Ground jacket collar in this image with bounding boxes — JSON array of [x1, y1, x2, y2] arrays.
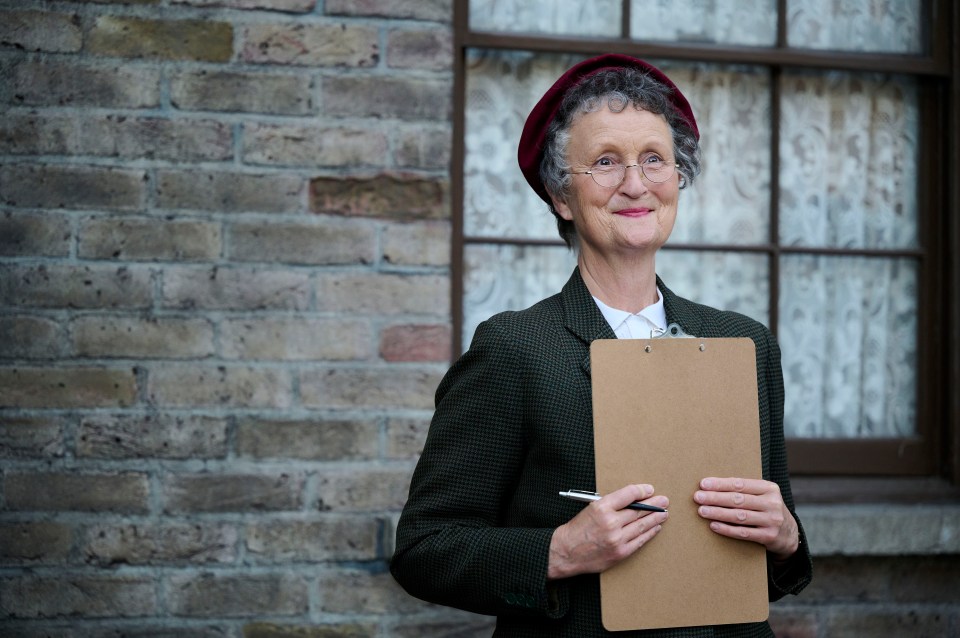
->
[[560, 267, 706, 375]]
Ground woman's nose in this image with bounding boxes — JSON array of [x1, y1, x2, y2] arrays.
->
[[618, 164, 649, 196]]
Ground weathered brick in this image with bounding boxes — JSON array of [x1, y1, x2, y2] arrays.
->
[[323, 76, 451, 120], [77, 414, 228, 459], [227, 218, 375, 265], [87, 16, 233, 61], [4, 471, 149, 513], [395, 126, 451, 170], [240, 23, 378, 67], [300, 366, 441, 410], [824, 606, 956, 637], [0, 11, 82, 53], [0, 575, 156, 618], [0, 366, 138, 409], [0, 415, 66, 458], [0, 522, 73, 565], [243, 622, 378, 638], [381, 220, 451, 266], [156, 170, 303, 213], [0, 211, 71, 257], [387, 27, 452, 70], [1, 60, 161, 108], [326, 0, 451, 22], [171, 69, 314, 115], [164, 472, 304, 513], [380, 324, 451, 362], [72, 315, 215, 359], [78, 216, 222, 261], [245, 515, 380, 562], [384, 416, 428, 459], [315, 467, 412, 511], [147, 363, 292, 408], [242, 122, 387, 168], [318, 568, 421, 613], [221, 317, 369, 361], [0, 315, 63, 359], [315, 272, 449, 315], [162, 266, 311, 311], [167, 572, 308, 618], [801, 556, 960, 605], [0, 264, 153, 309], [236, 418, 378, 460], [174, 0, 315, 11], [0, 164, 147, 211], [768, 610, 819, 638], [310, 173, 447, 220], [82, 522, 238, 566], [388, 615, 497, 638], [0, 113, 232, 161]]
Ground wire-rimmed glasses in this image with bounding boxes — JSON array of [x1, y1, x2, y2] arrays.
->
[[569, 157, 679, 188]]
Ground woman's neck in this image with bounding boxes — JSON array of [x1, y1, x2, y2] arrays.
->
[[577, 250, 658, 314]]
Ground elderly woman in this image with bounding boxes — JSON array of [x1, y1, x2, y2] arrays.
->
[[391, 54, 812, 637]]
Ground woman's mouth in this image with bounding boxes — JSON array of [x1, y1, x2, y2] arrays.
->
[[613, 207, 652, 217]]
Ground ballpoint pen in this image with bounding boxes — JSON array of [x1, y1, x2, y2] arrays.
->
[[559, 489, 667, 512]]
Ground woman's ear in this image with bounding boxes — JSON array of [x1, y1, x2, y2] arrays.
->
[[549, 191, 574, 221]]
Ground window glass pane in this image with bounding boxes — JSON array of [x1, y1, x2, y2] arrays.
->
[[787, 0, 924, 53], [631, 0, 776, 46], [462, 244, 576, 350], [661, 63, 770, 245], [779, 71, 919, 250], [469, 0, 621, 37], [779, 255, 918, 438], [465, 50, 586, 240], [658, 249, 769, 325]]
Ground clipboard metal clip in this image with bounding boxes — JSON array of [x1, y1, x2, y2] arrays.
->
[[651, 323, 694, 339]]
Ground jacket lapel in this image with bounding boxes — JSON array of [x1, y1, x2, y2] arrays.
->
[[560, 268, 617, 378]]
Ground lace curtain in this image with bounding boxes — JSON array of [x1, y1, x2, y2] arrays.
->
[[462, 2, 922, 439]]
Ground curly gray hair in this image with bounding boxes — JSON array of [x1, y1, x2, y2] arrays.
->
[[540, 67, 702, 248]]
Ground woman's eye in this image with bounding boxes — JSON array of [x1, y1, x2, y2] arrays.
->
[[595, 157, 617, 168], [643, 155, 664, 165]]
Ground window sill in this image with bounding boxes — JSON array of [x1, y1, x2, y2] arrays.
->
[[797, 503, 960, 556]]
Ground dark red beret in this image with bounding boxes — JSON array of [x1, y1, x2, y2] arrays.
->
[[517, 53, 699, 204]]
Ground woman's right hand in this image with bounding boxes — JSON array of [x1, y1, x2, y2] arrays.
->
[[547, 483, 669, 580]]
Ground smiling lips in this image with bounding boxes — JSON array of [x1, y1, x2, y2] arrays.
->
[[613, 207, 652, 217]]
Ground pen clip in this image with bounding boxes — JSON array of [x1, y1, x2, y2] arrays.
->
[[566, 489, 599, 496]]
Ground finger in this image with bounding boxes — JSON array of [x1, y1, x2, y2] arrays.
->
[[696, 503, 759, 527], [694, 489, 765, 512], [700, 477, 775, 495], [603, 483, 654, 511]]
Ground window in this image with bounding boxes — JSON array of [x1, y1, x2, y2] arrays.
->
[[451, 0, 958, 491]]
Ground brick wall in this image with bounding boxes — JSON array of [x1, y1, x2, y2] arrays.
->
[[3, 2, 959, 638], [0, 0, 493, 635]]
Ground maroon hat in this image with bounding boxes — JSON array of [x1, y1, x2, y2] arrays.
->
[[518, 53, 699, 204]]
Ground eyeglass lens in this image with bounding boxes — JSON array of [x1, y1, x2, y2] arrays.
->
[[591, 162, 675, 187]]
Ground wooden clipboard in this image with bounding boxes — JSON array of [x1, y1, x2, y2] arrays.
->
[[591, 336, 768, 631]]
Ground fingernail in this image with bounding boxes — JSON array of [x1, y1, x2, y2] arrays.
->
[[702, 478, 714, 489], [642, 484, 653, 496], [694, 491, 704, 503]]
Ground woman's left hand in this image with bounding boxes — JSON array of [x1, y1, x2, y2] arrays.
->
[[694, 477, 799, 561]]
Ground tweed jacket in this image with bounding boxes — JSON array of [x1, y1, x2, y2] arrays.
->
[[391, 268, 812, 637]]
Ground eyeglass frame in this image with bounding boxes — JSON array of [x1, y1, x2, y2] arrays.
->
[[567, 159, 681, 188]]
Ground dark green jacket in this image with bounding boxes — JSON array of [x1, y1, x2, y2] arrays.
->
[[392, 268, 812, 637]]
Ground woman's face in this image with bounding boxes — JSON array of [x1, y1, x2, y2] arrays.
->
[[551, 106, 680, 261]]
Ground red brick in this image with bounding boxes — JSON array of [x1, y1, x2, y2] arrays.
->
[[380, 324, 451, 361]]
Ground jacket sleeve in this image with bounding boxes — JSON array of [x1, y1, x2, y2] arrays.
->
[[761, 329, 813, 600], [390, 318, 565, 618]]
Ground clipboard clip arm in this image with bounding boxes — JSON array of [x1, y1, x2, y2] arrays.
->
[[651, 322, 695, 339]]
